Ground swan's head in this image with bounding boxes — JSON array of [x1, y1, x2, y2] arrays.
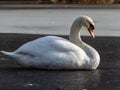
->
[[80, 16, 95, 38]]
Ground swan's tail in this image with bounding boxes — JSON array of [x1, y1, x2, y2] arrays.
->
[[1, 51, 22, 65], [0, 51, 14, 56]]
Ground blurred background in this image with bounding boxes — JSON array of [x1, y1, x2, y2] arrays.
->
[[0, 0, 120, 5]]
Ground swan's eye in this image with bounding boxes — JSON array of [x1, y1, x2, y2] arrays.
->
[[89, 24, 95, 30]]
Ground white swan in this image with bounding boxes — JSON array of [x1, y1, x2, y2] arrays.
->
[[1, 16, 100, 70]]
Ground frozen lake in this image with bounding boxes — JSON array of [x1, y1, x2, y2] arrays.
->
[[0, 9, 120, 36], [0, 33, 120, 90]]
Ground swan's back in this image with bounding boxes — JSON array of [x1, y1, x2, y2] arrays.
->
[[13, 36, 88, 69]]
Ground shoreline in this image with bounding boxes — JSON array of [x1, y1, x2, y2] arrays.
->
[[0, 4, 120, 10], [0, 33, 119, 51]]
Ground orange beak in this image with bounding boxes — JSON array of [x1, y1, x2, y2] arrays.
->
[[88, 27, 95, 38]]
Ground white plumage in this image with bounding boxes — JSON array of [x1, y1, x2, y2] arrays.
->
[[1, 16, 100, 70]]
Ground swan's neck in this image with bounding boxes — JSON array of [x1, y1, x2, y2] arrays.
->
[[69, 18, 86, 48], [69, 18, 84, 47], [69, 18, 100, 68]]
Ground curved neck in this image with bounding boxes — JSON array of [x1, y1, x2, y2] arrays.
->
[[69, 17, 83, 47], [69, 18, 99, 64]]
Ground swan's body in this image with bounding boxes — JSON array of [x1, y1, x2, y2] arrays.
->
[[1, 16, 100, 70]]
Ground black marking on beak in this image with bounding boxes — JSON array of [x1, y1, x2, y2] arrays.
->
[[89, 24, 95, 30]]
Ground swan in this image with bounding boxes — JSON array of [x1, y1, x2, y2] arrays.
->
[[1, 16, 100, 70]]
